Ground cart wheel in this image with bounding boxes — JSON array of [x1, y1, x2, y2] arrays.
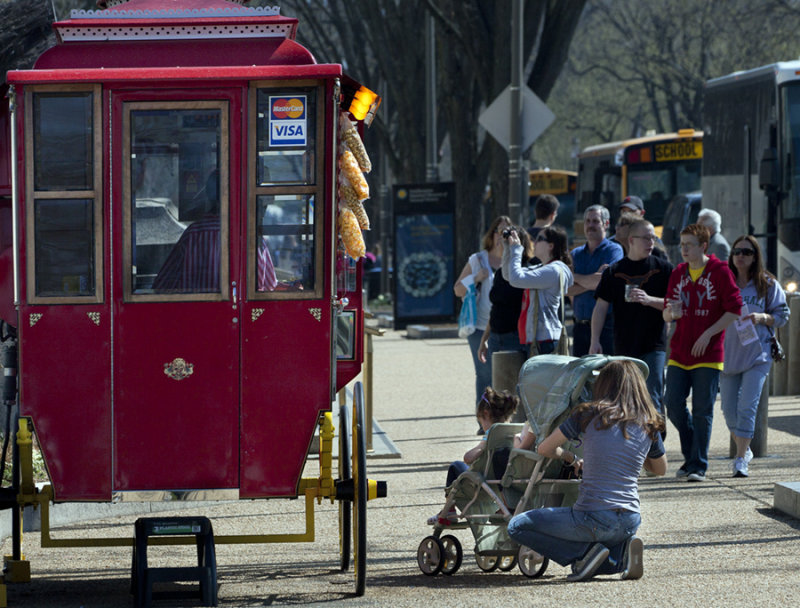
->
[[475, 554, 500, 573], [518, 545, 548, 578], [498, 554, 518, 571], [417, 536, 444, 576], [439, 535, 463, 576], [352, 382, 368, 596], [338, 404, 352, 572]]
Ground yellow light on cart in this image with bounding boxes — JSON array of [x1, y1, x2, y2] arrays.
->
[[349, 86, 381, 125]]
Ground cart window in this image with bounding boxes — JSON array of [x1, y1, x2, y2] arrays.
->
[[33, 199, 95, 296], [335, 311, 356, 360], [32, 92, 94, 191], [26, 86, 102, 304], [255, 89, 316, 185], [255, 194, 316, 292], [125, 104, 228, 298]]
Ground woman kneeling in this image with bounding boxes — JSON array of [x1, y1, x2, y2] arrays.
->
[[508, 360, 667, 581]]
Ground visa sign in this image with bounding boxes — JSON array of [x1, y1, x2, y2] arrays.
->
[[269, 95, 307, 147]]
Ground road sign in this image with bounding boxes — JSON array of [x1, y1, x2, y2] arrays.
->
[[479, 85, 555, 152]]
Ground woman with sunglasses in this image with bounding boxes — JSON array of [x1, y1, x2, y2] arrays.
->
[[721, 236, 790, 477], [503, 225, 574, 355]]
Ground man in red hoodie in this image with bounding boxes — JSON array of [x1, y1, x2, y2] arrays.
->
[[662, 224, 742, 482]]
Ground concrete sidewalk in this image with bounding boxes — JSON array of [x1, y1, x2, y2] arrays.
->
[[3, 329, 800, 607]]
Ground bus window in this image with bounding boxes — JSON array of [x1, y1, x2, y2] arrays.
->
[[528, 170, 576, 239]]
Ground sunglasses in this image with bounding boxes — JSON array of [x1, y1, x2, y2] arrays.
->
[[732, 248, 755, 257]]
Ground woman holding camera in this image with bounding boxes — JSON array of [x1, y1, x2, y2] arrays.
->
[[476, 225, 533, 381], [503, 225, 574, 355], [721, 235, 789, 478]]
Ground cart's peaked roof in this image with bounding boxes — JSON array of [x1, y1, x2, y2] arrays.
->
[[56, 0, 297, 42]]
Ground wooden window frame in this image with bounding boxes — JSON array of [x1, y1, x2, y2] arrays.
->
[[122, 100, 230, 303], [247, 81, 325, 301], [25, 84, 103, 305]]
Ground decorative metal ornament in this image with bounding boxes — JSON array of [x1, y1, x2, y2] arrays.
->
[[164, 358, 194, 381], [309, 308, 322, 322], [29, 313, 43, 327], [251, 308, 265, 322], [87, 312, 101, 326]]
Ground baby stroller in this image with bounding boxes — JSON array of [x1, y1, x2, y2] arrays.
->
[[416, 354, 647, 577]]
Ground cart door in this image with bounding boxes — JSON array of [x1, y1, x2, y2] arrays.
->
[[112, 93, 242, 491], [239, 83, 333, 497]]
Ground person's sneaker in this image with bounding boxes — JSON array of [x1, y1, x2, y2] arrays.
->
[[675, 467, 689, 478], [427, 509, 458, 525], [567, 544, 610, 582], [687, 472, 706, 482], [732, 457, 749, 478], [744, 447, 753, 464], [620, 537, 644, 580]]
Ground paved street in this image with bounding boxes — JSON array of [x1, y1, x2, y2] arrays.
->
[[4, 329, 800, 606]]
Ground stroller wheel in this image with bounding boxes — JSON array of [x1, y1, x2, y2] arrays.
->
[[439, 535, 463, 576], [417, 536, 444, 576], [498, 555, 518, 571], [475, 554, 500, 573], [518, 545, 548, 578]]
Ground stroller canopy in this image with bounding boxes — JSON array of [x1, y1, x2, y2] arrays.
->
[[517, 355, 649, 444]]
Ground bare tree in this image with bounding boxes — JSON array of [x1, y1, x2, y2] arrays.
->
[[535, 0, 800, 169], [0, 1, 57, 84], [278, 0, 585, 272]]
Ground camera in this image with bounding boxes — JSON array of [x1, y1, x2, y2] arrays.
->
[[502, 228, 514, 239]]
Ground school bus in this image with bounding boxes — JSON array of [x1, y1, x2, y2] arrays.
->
[[576, 129, 703, 227], [528, 169, 576, 239]]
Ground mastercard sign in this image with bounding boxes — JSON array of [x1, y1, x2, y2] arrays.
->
[[269, 95, 307, 147]]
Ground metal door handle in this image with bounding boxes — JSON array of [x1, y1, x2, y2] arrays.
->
[[232, 282, 238, 306]]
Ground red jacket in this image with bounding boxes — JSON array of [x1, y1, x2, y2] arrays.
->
[[665, 255, 742, 367]]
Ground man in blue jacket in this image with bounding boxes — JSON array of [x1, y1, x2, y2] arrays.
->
[[568, 205, 623, 356]]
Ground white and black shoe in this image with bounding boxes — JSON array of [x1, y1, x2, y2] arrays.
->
[[620, 537, 644, 580], [732, 457, 749, 478]]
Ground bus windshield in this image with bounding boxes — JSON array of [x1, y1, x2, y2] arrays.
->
[[626, 160, 701, 226]]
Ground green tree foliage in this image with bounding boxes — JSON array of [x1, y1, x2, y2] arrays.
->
[[533, 0, 800, 171]]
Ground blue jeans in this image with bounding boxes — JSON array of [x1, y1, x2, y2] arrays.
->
[[508, 507, 641, 573], [467, 330, 492, 406], [664, 365, 720, 474], [487, 330, 526, 367], [640, 350, 666, 417], [573, 322, 614, 357], [719, 363, 770, 439], [446, 461, 468, 487]]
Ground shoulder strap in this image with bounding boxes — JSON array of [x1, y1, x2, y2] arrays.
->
[[556, 266, 566, 325]]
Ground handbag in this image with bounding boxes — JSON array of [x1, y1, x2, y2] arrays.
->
[[767, 326, 785, 362], [458, 282, 478, 338], [765, 283, 786, 363]]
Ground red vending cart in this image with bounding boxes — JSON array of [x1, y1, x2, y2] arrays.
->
[[0, 0, 383, 600]]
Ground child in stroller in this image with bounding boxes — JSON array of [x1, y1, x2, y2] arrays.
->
[[427, 386, 519, 526]]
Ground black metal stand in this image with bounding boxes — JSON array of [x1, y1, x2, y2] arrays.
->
[[131, 516, 217, 607]]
